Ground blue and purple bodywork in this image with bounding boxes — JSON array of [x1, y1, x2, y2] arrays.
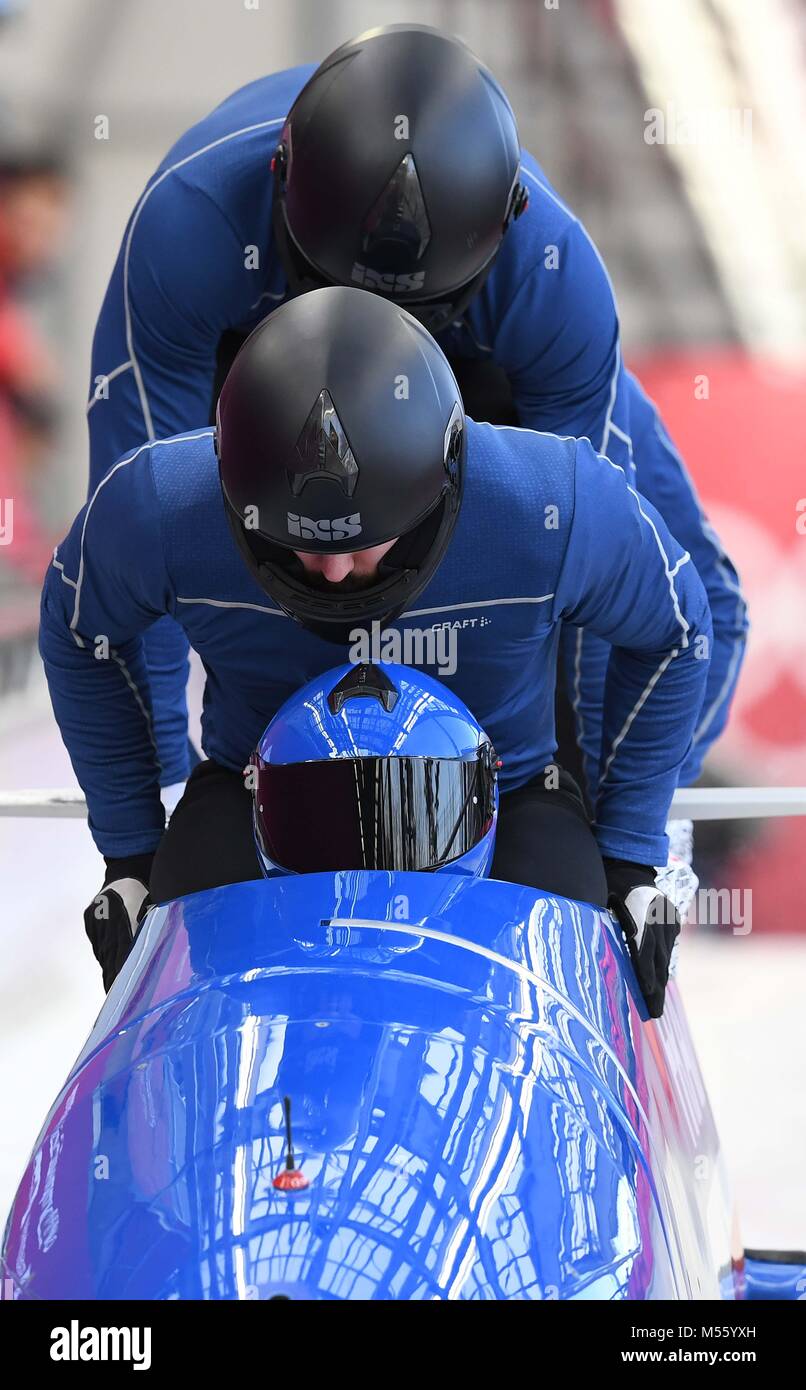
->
[[0, 867, 785, 1299]]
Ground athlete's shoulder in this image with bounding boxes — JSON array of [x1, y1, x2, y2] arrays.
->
[[479, 149, 599, 314], [143, 426, 219, 500], [467, 416, 577, 481], [465, 418, 577, 521], [514, 148, 580, 241], [139, 427, 234, 574], [90, 426, 217, 510], [453, 420, 576, 590], [152, 65, 316, 181], [67, 430, 218, 589]]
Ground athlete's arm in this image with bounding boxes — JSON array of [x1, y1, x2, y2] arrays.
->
[[40, 444, 173, 858], [562, 378, 748, 799], [492, 207, 632, 475], [85, 176, 247, 787], [553, 438, 712, 867], [627, 377, 748, 781], [87, 175, 246, 483]]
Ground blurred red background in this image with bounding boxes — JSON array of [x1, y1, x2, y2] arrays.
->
[[632, 351, 806, 932]]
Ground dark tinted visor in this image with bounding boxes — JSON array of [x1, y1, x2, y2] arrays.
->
[[254, 752, 495, 873]]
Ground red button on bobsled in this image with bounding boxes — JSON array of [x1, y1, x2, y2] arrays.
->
[[273, 1168, 309, 1192]]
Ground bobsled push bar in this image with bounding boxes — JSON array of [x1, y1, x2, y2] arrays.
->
[[0, 787, 805, 819], [670, 786, 806, 820], [0, 789, 90, 817]]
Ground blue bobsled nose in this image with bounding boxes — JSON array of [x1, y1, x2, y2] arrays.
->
[[3, 873, 691, 1300]]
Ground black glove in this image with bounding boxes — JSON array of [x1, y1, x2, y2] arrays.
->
[[603, 857, 680, 1020], [84, 854, 154, 992]]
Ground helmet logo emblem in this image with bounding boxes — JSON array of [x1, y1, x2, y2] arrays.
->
[[287, 511, 362, 542], [351, 265, 426, 293], [289, 388, 359, 498], [359, 152, 432, 272]]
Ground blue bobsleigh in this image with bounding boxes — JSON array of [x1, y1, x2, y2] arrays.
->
[[1, 867, 758, 1300], [2, 662, 801, 1299]]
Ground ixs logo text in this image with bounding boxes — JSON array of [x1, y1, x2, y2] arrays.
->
[[287, 512, 362, 542], [351, 264, 426, 293]]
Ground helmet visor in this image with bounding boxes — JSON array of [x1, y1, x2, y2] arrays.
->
[[254, 751, 495, 873]]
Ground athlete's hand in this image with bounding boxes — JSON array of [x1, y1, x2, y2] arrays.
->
[[84, 856, 154, 992], [603, 857, 680, 1019]]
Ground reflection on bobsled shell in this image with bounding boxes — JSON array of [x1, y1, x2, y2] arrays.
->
[[1, 665, 740, 1301], [2, 863, 739, 1301]]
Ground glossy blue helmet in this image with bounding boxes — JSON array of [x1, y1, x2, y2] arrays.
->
[[251, 661, 498, 879]]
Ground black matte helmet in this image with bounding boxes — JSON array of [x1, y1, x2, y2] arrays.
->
[[271, 24, 528, 334], [216, 286, 465, 643]]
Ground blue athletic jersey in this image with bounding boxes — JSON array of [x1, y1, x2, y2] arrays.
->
[[86, 65, 746, 791], [42, 420, 711, 868]]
